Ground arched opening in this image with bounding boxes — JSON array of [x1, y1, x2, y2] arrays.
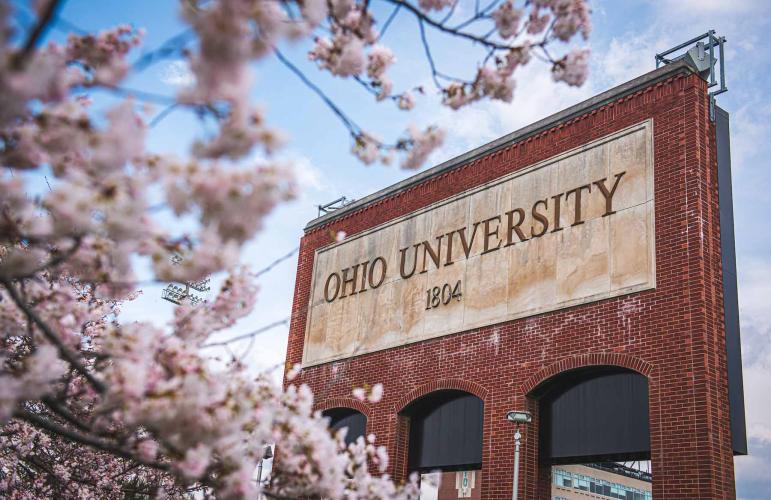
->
[[400, 390, 483, 499], [322, 407, 366, 446], [530, 366, 652, 500]]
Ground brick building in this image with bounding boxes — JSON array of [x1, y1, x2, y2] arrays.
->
[[285, 58, 746, 499]]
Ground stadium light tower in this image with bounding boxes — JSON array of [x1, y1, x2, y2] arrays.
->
[[161, 253, 211, 306]]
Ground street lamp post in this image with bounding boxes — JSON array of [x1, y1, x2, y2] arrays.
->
[[506, 410, 532, 500], [256, 446, 274, 489]]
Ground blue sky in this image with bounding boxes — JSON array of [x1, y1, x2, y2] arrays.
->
[[11, 0, 771, 497]]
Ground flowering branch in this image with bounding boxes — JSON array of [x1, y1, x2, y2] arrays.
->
[[13, 408, 168, 471], [0, 0, 591, 496], [0, 236, 81, 280], [1, 278, 106, 394], [385, 0, 511, 50]]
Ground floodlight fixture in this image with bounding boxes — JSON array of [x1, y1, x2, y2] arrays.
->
[[656, 30, 727, 120], [161, 253, 210, 306], [506, 410, 532, 424]]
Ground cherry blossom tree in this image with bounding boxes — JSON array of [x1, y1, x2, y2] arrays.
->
[[0, 0, 590, 497]]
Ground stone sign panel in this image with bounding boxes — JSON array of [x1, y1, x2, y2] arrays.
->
[[302, 121, 655, 366]]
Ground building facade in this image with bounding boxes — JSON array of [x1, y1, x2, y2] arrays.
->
[[285, 59, 745, 498], [552, 464, 651, 500]]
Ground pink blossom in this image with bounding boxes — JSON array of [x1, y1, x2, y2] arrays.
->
[[492, 1, 523, 39], [0, 345, 67, 424], [330, 0, 355, 18], [397, 92, 416, 110], [137, 439, 159, 462], [192, 106, 284, 159], [552, 48, 590, 87], [402, 125, 445, 170], [368, 383, 384, 403], [527, 9, 551, 34], [335, 230, 347, 242], [159, 160, 296, 245], [6, 45, 73, 104], [172, 269, 258, 345], [0, 1, 590, 497], [65, 25, 143, 86], [352, 387, 367, 401], [551, 0, 592, 41], [309, 34, 366, 77], [177, 443, 211, 479], [90, 100, 146, 172], [418, 0, 456, 11], [442, 82, 473, 110], [367, 45, 395, 80], [376, 76, 394, 101], [478, 66, 516, 102], [351, 133, 381, 165], [301, 0, 328, 26]]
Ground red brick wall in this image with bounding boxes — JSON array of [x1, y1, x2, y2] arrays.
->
[[284, 71, 736, 499]]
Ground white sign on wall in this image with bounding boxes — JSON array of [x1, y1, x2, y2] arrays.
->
[[303, 121, 655, 366]]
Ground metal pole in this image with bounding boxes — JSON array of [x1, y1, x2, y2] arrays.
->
[[257, 459, 263, 487], [512, 428, 521, 500]]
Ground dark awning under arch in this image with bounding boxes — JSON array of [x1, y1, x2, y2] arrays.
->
[[322, 407, 366, 445], [401, 390, 484, 472], [534, 367, 650, 464]]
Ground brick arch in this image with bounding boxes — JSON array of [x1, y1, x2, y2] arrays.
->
[[520, 352, 654, 396], [315, 397, 372, 418], [393, 378, 489, 413]]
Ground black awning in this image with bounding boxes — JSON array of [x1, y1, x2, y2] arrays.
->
[[402, 390, 484, 471]]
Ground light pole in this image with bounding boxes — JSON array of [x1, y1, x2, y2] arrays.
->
[[506, 410, 532, 500], [256, 445, 274, 488]]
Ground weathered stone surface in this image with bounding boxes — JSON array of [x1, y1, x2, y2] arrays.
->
[[302, 121, 655, 366]]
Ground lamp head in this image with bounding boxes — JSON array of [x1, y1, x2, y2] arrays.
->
[[506, 410, 532, 424]]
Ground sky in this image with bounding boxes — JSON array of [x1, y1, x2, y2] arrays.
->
[[10, 0, 771, 497]]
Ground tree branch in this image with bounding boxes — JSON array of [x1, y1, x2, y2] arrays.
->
[[12, 0, 63, 69], [200, 319, 289, 349], [132, 29, 194, 72], [252, 247, 298, 280], [418, 19, 443, 90], [149, 103, 179, 128], [100, 85, 177, 105], [4, 236, 82, 280], [273, 47, 360, 138], [13, 408, 169, 472], [41, 396, 92, 433], [1, 278, 106, 393], [385, 0, 510, 50], [377, 4, 402, 42]]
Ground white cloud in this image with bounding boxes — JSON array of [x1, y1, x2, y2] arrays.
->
[[288, 154, 328, 192], [739, 258, 771, 328], [656, 0, 764, 15], [594, 33, 674, 88], [730, 102, 771, 175], [160, 60, 195, 87], [421, 61, 596, 166]]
